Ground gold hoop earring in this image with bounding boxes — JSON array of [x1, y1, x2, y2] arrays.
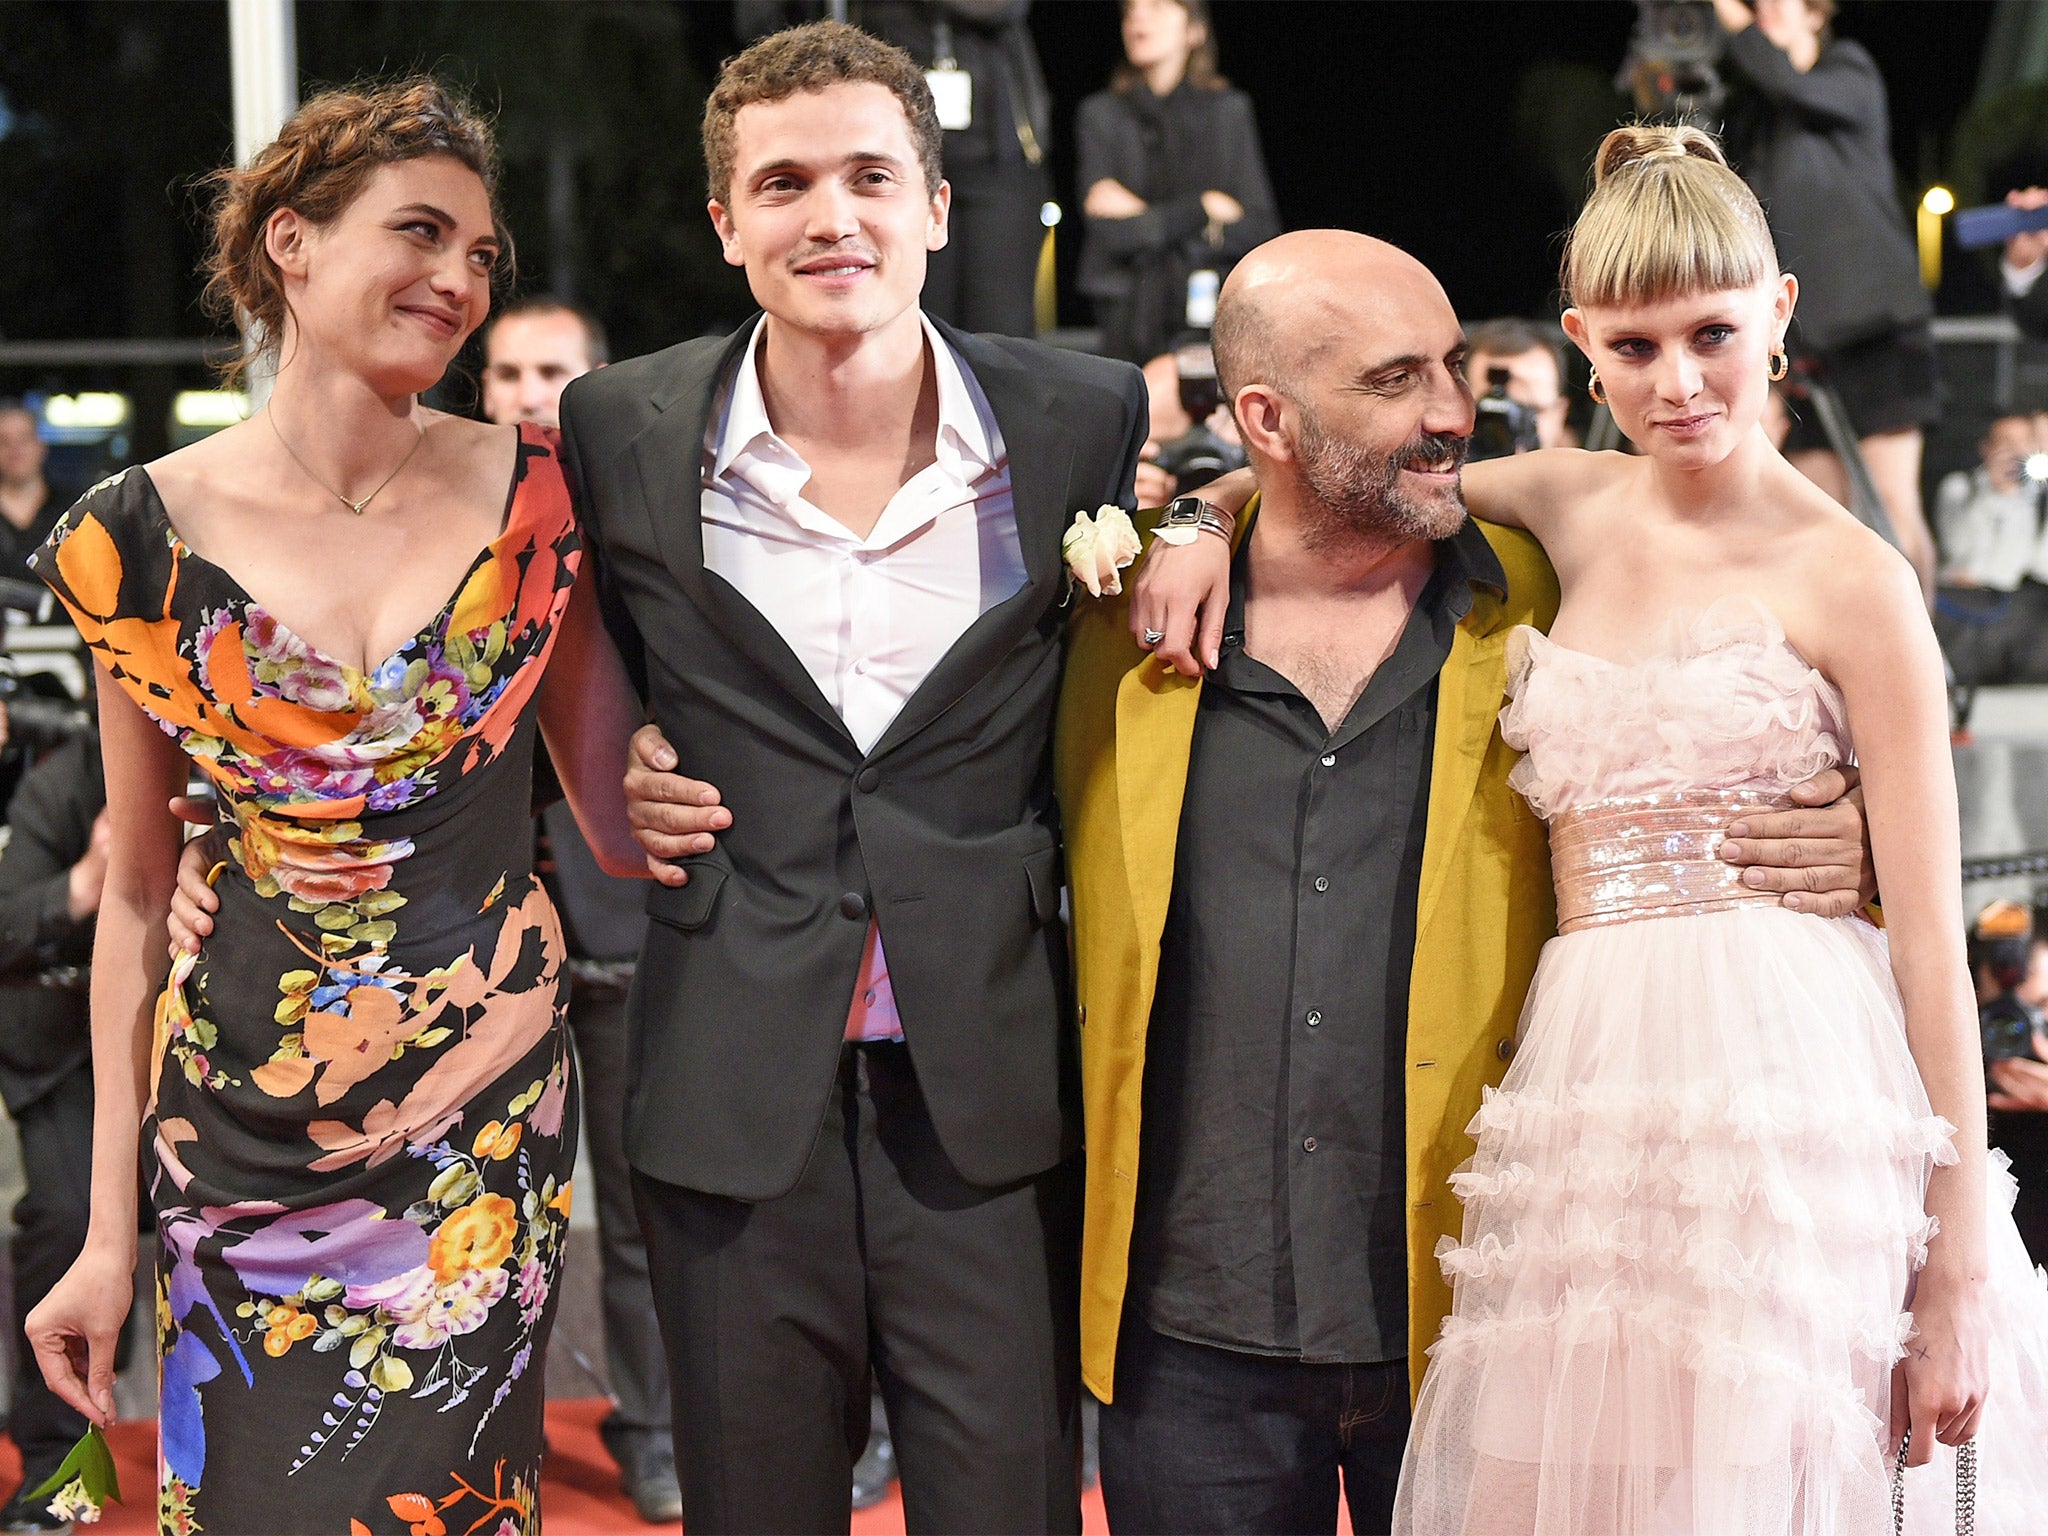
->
[[1768, 347, 1789, 383], [1588, 372, 1607, 405]]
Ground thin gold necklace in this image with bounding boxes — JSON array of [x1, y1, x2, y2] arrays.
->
[[267, 406, 427, 516]]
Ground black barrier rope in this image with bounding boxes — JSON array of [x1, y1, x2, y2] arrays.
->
[[1963, 851, 2048, 883]]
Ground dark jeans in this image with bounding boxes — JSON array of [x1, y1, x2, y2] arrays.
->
[[8, 1064, 94, 1485], [564, 970, 671, 1449], [1099, 1322, 1411, 1536], [634, 1041, 1082, 1535]]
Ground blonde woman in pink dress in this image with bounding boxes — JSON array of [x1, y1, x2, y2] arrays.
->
[[1137, 123, 2048, 1532]]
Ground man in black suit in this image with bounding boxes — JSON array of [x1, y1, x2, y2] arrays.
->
[[556, 23, 1145, 1534]]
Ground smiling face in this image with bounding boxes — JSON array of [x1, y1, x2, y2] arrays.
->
[[1564, 275, 1794, 471], [268, 154, 501, 397], [1221, 233, 1475, 548], [709, 81, 948, 342]]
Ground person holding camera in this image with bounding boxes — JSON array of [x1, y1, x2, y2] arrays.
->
[[0, 728, 106, 1534], [1715, 0, 1940, 599], [1462, 319, 1576, 452], [1932, 413, 2048, 684], [1078, 0, 1277, 365], [1970, 900, 2048, 1267]]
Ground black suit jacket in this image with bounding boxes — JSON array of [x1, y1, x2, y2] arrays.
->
[[560, 318, 1147, 1199], [2012, 275, 2048, 344]]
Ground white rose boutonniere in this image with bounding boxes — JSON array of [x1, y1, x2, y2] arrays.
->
[[1062, 504, 1143, 599]]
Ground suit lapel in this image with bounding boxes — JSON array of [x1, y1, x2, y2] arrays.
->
[[1414, 589, 1510, 940], [868, 324, 1077, 762], [628, 319, 856, 751], [1115, 657, 1204, 954]]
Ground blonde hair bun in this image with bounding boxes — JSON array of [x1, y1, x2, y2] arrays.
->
[[1563, 121, 1777, 309], [1592, 123, 1731, 187]]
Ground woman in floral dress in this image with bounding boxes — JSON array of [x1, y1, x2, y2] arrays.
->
[[23, 79, 646, 1535]]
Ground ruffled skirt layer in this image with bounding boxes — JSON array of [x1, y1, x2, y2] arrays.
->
[[1394, 908, 2048, 1535]]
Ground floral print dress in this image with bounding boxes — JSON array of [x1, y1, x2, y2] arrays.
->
[[34, 425, 583, 1536]]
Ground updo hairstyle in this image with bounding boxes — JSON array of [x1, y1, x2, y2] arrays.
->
[[1561, 124, 1778, 311], [199, 76, 509, 383]]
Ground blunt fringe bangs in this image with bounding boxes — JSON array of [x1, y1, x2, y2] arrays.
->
[[1562, 124, 1777, 310]]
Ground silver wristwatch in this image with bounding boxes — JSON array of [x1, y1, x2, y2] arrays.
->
[[1157, 495, 1236, 542]]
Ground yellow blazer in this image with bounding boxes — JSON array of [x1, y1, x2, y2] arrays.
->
[[1054, 513, 1561, 1403]]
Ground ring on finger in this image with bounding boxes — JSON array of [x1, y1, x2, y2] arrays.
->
[[1142, 628, 1166, 646]]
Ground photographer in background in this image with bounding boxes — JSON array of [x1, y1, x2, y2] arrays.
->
[[1933, 414, 2048, 685], [0, 405, 73, 586], [1715, 0, 1939, 599], [1462, 319, 1576, 451], [0, 727, 105, 1534], [1135, 337, 1245, 503], [1971, 900, 2048, 1265], [1078, 0, 1277, 364], [2000, 185, 2048, 342]]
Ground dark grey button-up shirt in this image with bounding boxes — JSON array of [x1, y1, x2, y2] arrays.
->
[[1129, 517, 1506, 1365]]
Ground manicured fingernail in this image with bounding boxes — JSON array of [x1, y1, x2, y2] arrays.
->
[[1721, 841, 1741, 859], [1727, 821, 1750, 838], [712, 810, 730, 827], [1785, 893, 1804, 910], [1743, 868, 1767, 886]]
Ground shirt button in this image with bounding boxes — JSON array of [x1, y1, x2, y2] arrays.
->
[[1305, 1009, 1322, 1028], [1303, 1136, 1318, 1154], [839, 892, 869, 920], [1313, 876, 1329, 893], [1497, 1038, 1516, 1062], [1320, 754, 1336, 768], [855, 767, 881, 793]]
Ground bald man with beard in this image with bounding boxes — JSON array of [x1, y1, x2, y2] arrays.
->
[[1052, 230, 1873, 1533]]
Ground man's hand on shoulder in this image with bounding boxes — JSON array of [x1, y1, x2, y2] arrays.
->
[[626, 725, 731, 887]]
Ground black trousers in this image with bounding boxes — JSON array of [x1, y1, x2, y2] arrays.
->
[[8, 1064, 94, 1483], [1098, 1321, 1412, 1536], [564, 971, 670, 1444], [634, 1041, 1082, 1535], [922, 163, 1050, 338]]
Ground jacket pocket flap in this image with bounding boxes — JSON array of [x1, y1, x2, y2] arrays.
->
[[1024, 845, 1063, 925], [645, 864, 729, 932]]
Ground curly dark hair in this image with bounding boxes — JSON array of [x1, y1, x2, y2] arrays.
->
[[703, 21, 942, 206], [199, 76, 510, 385]]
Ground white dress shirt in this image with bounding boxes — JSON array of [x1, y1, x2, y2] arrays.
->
[[700, 313, 1024, 1041], [1936, 468, 2042, 592]]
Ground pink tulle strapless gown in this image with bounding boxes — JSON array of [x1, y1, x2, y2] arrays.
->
[[1393, 600, 2048, 1535]]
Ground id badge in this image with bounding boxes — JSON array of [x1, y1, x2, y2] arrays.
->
[[926, 67, 973, 131]]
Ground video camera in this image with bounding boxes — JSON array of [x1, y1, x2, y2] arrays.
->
[[1616, 0, 1726, 127], [1152, 340, 1249, 495], [1468, 367, 1542, 463], [0, 576, 94, 751], [1974, 902, 2046, 1089]]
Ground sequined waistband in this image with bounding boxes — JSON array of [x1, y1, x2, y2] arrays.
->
[[1550, 789, 1793, 935]]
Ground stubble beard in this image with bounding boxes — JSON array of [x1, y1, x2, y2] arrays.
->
[[1292, 399, 1469, 552]]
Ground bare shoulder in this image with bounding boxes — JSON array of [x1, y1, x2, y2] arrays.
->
[[1788, 497, 1930, 677], [1463, 447, 1632, 532]]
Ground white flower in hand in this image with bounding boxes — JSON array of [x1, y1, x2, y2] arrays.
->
[[48, 1477, 101, 1524], [1063, 505, 1143, 598]]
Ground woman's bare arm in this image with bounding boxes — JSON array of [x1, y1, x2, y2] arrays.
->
[[25, 672, 186, 1423], [1812, 536, 1990, 1463], [537, 568, 652, 880]]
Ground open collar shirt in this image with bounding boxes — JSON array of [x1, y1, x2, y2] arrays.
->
[[700, 312, 1025, 1042], [1130, 518, 1506, 1365]]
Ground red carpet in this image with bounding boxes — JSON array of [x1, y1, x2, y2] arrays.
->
[[0, 1401, 1121, 1533]]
